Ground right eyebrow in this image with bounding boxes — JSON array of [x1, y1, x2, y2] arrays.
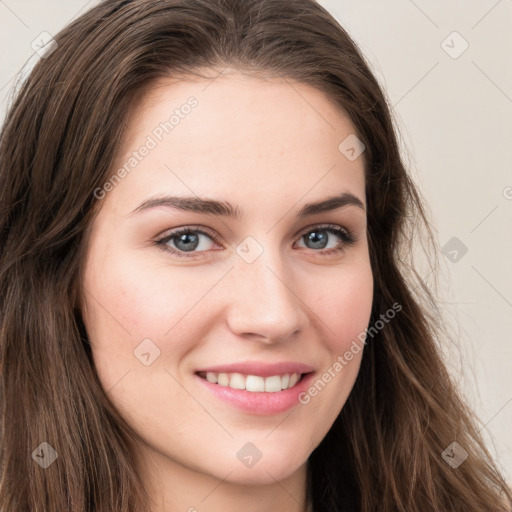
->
[[129, 195, 242, 218]]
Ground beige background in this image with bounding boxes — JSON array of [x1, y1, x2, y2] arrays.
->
[[1, 0, 511, 479]]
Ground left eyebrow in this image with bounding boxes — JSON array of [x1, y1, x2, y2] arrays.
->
[[297, 193, 366, 216], [128, 191, 366, 218]]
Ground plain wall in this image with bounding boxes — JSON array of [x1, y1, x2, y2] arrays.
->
[[1, 0, 511, 481]]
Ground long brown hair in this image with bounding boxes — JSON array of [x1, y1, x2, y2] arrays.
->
[[0, 0, 510, 510]]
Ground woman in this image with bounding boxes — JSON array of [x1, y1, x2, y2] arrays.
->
[[0, 0, 510, 511]]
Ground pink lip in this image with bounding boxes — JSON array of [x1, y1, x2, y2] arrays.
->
[[195, 361, 315, 377], [193, 371, 316, 415]]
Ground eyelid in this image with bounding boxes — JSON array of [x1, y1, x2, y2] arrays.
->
[[296, 222, 353, 239]]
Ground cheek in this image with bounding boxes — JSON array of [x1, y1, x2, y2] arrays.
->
[[81, 249, 229, 369], [291, 260, 373, 447], [313, 261, 374, 352]]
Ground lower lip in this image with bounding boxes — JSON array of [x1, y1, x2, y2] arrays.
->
[[193, 372, 315, 415]]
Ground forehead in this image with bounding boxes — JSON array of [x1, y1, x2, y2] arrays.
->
[[107, 70, 366, 215]]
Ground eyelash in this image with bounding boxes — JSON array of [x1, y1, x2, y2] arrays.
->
[[155, 223, 358, 259]]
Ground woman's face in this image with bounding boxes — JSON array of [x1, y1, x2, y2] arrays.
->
[[81, 71, 373, 489]]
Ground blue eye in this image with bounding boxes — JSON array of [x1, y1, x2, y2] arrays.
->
[[296, 225, 356, 252], [157, 228, 217, 255], [156, 224, 357, 258]]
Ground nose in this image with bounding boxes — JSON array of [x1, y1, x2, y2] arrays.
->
[[224, 249, 310, 344]]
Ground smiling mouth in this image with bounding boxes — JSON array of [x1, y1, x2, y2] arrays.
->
[[195, 371, 310, 393]]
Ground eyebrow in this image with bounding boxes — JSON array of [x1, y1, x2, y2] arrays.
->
[[129, 192, 365, 218]]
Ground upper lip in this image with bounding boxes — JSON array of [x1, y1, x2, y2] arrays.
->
[[195, 361, 315, 377]]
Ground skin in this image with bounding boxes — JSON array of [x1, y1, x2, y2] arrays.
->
[[81, 69, 373, 512]]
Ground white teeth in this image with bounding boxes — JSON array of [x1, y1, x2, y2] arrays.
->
[[217, 373, 230, 386], [206, 372, 218, 383], [264, 375, 282, 392], [246, 375, 265, 392], [202, 371, 303, 392], [229, 373, 246, 390]]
